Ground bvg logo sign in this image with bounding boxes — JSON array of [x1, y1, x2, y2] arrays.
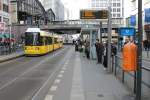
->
[[0, 22, 5, 31]]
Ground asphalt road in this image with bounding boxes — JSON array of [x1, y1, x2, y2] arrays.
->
[[0, 46, 71, 100]]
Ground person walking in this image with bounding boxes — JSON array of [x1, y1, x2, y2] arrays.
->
[[85, 41, 90, 59], [103, 42, 108, 70], [95, 39, 104, 64]]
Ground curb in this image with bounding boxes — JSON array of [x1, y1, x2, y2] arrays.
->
[[0, 53, 25, 63]]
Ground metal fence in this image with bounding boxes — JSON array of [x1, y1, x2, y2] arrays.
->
[[0, 44, 23, 55], [112, 55, 150, 99]]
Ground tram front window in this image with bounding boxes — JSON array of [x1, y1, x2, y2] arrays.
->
[[25, 32, 41, 46]]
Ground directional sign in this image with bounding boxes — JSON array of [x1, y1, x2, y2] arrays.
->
[[80, 10, 108, 19], [0, 22, 5, 31], [119, 27, 135, 36]]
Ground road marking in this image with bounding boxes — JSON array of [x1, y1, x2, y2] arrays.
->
[[60, 70, 65, 73], [62, 67, 66, 70], [58, 74, 63, 78], [50, 86, 58, 91], [54, 79, 61, 84], [32, 47, 69, 100], [44, 95, 53, 100]]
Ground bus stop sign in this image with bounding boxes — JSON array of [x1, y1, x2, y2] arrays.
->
[[119, 27, 135, 36]]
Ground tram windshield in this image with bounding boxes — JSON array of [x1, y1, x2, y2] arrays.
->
[[25, 32, 41, 46]]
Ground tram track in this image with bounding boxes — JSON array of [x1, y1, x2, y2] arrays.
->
[[0, 46, 71, 100]]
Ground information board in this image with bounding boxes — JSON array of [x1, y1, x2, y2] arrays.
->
[[80, 10, 108, 19], [119, 27, 135, 36]]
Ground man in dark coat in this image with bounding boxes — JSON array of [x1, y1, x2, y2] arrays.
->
[[95, 39, 104, 64]]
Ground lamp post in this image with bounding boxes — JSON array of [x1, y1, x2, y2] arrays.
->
[[136, 0, 143, 99], [107, 0, 112, 72]]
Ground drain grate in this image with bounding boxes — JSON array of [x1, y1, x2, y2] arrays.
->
[[97, 94, 104, 98]]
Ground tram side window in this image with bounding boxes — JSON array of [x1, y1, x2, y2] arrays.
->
[[48, 37, 52, 45], [54, 38, 58, 44]]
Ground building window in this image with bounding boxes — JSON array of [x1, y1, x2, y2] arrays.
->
[[113, 3, 116, 7], [117, 8, 120, 12], [117, 14, 120, 17], [113, 14, 116, 17], [113, 8, 116, 12], [3, 4, 9, 12], [0, 16, 1, 22], [117, 3, 120, 7]]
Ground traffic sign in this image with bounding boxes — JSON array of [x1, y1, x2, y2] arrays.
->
[[0, 22, 5, 31], [80, 10, 108, 19]]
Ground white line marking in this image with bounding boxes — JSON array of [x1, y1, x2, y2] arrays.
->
[[50, 86, 57, 91], [44, 95, 53, 100], [54, 79, 61, 84], [62, 67, 66, 70], [60, 70, 65, 73], [58, 74, 63, 78], [32, 47, 68, 100]]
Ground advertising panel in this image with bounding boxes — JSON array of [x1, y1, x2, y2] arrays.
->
[[145, 8, 150, 23], [130, 15, 136, 26]]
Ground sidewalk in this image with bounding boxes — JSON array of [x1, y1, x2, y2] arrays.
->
[[79, 54, 132, 100], [44, 50, 133, 100], [0, 51, 24, 63]]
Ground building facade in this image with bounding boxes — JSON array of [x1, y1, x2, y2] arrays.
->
[[42, 0, 64, 21], [10, 0, 46, 25], [126, 0, 150, 40], [89, 0, 124, 42], [0, 0, 10, 24]]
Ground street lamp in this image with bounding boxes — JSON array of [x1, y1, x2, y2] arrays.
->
[[136, 0, 143, 100], [107, 0, 112, 72]]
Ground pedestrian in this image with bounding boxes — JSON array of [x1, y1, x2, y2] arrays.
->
[[85, 41, 90, 59], [103, 42, 108, 70], [148, 40, 150, 51], [143, 40, 148, 51], [95, 39, 104, 64], [75, 40, 78, 51]]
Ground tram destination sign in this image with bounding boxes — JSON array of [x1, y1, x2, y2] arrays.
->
[[80, 10, 108, 19]]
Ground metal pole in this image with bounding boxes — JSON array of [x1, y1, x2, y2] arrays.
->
[[107, 3, 112, 71], [100, 22, 102, 43], [136, 0, 143, 99]]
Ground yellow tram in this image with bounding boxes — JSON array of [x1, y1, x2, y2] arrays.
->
[[24, 28, 63, 56]]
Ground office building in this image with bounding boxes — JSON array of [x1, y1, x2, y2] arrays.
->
[[43, 0, 64, 21], [89, 0, 124, 42]]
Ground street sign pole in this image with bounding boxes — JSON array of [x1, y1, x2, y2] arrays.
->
[[136, 0, 143, 99], [107, 2, 112, 72]]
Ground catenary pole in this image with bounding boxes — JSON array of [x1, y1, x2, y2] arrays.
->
[[136, 0, 143, 99], [107, 0, 112, 71]]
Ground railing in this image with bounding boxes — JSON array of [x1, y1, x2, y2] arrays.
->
[[0, 44, 23, 55], [112, 55, 150, 96]]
